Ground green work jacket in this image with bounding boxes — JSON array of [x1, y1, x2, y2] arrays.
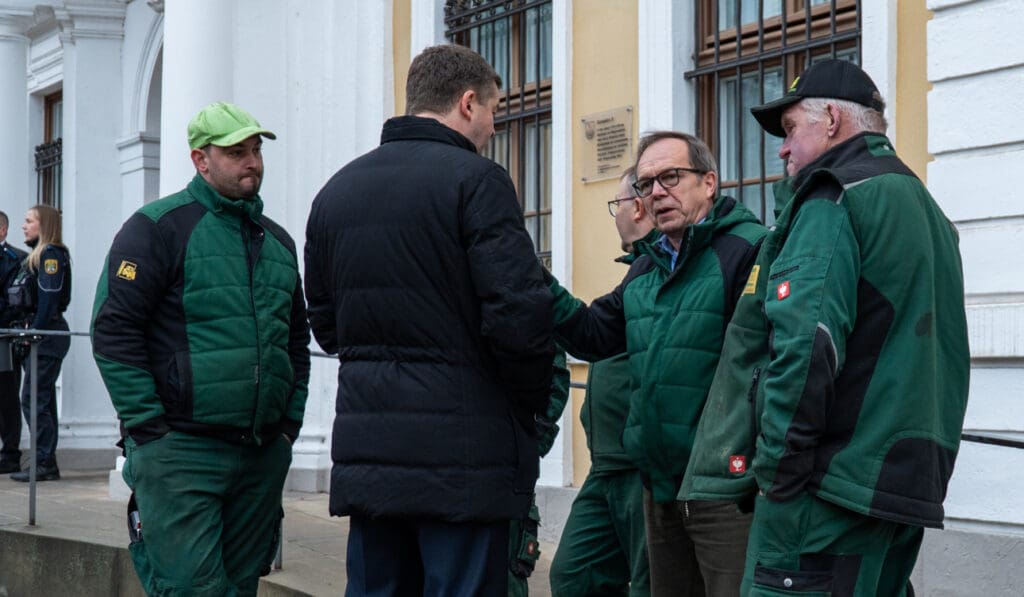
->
[[681, 133, 969, 529], [551, 197, 766, 502]]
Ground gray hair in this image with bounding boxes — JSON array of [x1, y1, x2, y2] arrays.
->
[[800, 97, 887, 134]]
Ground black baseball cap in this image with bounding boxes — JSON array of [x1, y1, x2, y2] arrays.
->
[[751, 59, 884, 138]]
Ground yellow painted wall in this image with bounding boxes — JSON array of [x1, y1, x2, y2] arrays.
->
[[393, 0, 411, 117], [569, 1, 640, 486], [895, 1, 931, 182]]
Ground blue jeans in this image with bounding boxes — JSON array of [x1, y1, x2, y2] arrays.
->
[[346, 515, 509, 597]]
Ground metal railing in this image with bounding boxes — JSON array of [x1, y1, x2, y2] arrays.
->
[[0, 327, 90, 526]]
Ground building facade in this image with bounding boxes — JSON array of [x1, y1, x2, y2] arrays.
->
[[0, 0, 1021, 592]]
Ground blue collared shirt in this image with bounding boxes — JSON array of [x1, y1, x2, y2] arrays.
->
[[655, 217, 706, 270], [655, 234, 680, 270]]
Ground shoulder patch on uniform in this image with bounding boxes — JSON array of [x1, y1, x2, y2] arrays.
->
[[117, 260, 137, 281], [44, 259, 58, 275], [742, 265, 760, 295]]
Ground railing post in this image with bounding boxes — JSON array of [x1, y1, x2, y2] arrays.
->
[[29, 338, 38, 526]]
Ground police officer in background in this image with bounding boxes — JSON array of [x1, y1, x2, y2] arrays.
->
[[7, 204, 71, 482], [0, 210, 28, 474]]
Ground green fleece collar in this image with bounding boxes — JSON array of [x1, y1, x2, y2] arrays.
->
[[187, 174, 264, 222]]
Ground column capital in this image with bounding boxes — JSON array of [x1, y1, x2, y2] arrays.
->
[[0, 11, 33, 43], [53, 1, 127, 42]]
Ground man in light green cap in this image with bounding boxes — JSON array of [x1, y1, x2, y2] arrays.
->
[[92, 101, 310, 596]]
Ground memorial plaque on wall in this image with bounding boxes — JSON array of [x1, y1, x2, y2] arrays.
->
[[580, 106, 633, 183]]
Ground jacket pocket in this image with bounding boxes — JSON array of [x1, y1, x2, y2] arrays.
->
[[752, 563, 832, 596], [163, 350, 194, 417], [510, 413, 539, 494]]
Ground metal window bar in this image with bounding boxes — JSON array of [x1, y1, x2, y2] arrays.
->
[[447, 0, 552, 260], [34, 138, 63, 210], [687, 0, 860, 223]]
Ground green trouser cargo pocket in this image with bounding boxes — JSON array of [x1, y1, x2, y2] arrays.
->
[[752, 563, 832, 596], [510, 502, 542, 579]]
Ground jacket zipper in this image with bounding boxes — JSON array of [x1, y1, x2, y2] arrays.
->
[[747, 367, 762, 455], [243, 222, 263, 441]]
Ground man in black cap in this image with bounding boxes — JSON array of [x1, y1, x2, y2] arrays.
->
[[729, 59, 971, 595]]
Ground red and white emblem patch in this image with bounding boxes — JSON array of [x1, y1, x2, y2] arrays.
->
[[729, 455, 746, 474], [776, 280, 791, 300]]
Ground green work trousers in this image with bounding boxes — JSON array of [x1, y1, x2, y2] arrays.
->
[[742, 492, 923, 596], [122, 431, 292, 596], [550, 470, 651, 597], [508, 499, 542, 597]]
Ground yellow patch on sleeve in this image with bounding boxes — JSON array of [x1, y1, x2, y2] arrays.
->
[[116, 260, 138, 281], [44, 259, 58, 275], [742, 265, 760, 295]]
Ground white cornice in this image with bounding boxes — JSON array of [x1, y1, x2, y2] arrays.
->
[[0, 11, 32, 42], [53, 2, 127, 42]]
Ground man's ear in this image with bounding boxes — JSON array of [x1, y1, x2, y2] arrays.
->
[[631, 197, 647, 224], [702, 169, 718, 200], [826, 102, 842, 137], [457, 88, 476, 121], [190, 148, 209, 173]]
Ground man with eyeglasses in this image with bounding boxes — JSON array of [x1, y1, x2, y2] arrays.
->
[[546, 131, 767, 596], [708, 59, 967, 596], [549, 167, 655, 597]]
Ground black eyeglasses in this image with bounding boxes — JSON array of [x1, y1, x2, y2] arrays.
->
[[632, 167, 705, 198], [607, 196, 636, 217]]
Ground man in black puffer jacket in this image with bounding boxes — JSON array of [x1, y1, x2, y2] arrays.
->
[[305, 44, 554, 596]]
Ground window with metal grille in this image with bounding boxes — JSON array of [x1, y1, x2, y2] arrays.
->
[[35, 91, 63, 210], [446, 0, 553, 267], [687, 0, 860, 224]]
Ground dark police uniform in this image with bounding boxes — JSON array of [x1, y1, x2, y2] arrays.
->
[[6, 242, 71, 475], [0, 241, 28, 470]]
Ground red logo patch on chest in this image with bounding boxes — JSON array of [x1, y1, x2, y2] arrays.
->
[[776, 280, 791, 300], [729, 455, 746, 474]]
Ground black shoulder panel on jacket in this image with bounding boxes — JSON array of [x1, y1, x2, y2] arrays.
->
[[832, 154, 918, 187], [259, 215, 298, 257], [712, 233, 764, 333]]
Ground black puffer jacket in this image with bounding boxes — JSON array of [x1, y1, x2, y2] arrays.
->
[[305, 115, 554, 522]]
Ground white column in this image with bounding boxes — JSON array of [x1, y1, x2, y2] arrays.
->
[[638, 0, 695, 133], [55, 2, 128, 458], [0, 14, 31, 212], [158, 0, 234, 194], [410, 0, 444, 59]]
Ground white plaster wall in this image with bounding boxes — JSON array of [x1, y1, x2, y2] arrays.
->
[[928, 0, 1024, 527]]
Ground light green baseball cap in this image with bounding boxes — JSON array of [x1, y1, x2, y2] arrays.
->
[[187, 101, 277, 150]]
